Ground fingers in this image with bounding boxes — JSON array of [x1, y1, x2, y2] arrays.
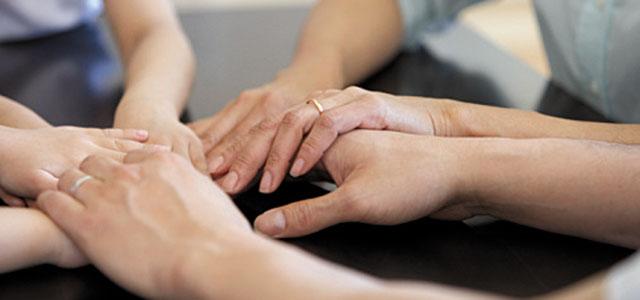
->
[[58, 168, 102, 202], [78, 155, 123, 181], [292, 95, 388, 177], [124, 148, 164, 164], [187, 116, 214, 138], [254, 189, 350, 238], [99, 128, 149, 142], [258, 90, 353, 191], [205, 109, 264, 175], [257, 106, 318, 194], [37, 190, 86, 242], [0, 187, 26, 207], [113, 139, 170, 153], [212, 115, 283, 193], [188, 140, 208, 174]]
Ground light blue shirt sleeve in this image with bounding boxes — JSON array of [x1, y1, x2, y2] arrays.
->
[[397, 0, 484, 47], [607, 252, 640, 300]]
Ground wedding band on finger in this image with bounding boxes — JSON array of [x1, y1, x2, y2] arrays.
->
[[307, 98, 324, 114], [69, 175, 94, 195]]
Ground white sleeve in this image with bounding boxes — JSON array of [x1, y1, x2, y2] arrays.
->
[[607, 252, 640, 300], [397, 0, 485, 48]]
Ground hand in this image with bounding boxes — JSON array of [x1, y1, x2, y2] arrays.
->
[[0, 126, 156, 202], [116, 109, 207, 173], [214, 86, 455, 194], [37, 150, 251, 298], [191, 68, 339, 177], [254, 130, 477, 238]]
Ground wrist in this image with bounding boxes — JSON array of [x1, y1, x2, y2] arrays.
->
[[114, 99, 179, 129], [277, 49, 346, 92], [171, 230, 267, 299], [456, 138, 539, 216], [176, 232, 382, 300]]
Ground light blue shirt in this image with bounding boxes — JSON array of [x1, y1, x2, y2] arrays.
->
[[0, 0, 102, 42], [399, 0, 640, 123], [607, 252, 640, 300]]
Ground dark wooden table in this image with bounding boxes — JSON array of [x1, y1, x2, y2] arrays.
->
[[0, 8, 632, 299]]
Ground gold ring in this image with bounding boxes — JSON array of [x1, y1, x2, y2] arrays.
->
[[307, 98, 324, 114]]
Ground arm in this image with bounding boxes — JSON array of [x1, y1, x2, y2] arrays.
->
[[106, 0, 206, 171], [194, 0, 406, 171], [36, 150, 610, 299], [250, 130, 640, 248], [450, 101, 640, 144], [286, 0, 405, 89], [463, 137, 640, 248], [0, 95, 50, 129], [0, 208, 85, 273]]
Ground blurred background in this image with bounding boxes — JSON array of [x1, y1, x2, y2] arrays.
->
[[172, 0, 548, 76]]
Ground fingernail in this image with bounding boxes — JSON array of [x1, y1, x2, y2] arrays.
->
[[222, 171, 238, 192], [208, 155, 224, 173], [259, 171, 272, 194], [256, 210, 285, 237], [136, 130, 149, 139], [290, 158, 305, 177]]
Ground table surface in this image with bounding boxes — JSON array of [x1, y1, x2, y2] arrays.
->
[[0, 8, 632, 299]]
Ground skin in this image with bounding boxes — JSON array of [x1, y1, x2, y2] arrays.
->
[[36, 149, 607, 299], [107, 0, 206, 172], [0, 125, 157, 202], [0, 97, 157, 273], [220, 86, 640, 195], [254, 130, 640, 249], [0, 208, 86, 273], [190, 0, 403, 177]]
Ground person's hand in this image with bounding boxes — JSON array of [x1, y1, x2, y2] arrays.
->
[[190, 66, 342, 176], [116, 110, 207, 173], [37, 150, 251, 298], [213, 86, 457, 195], [254, 130, 478, 238], [0, 126, 159, 203]]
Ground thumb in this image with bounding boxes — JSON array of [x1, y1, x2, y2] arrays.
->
[[254, 189, 350, 238]]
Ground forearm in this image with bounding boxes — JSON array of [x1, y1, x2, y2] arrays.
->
[[0, 95, 50, 128], [179, 232, 504, 300], [280, 0, 404, 89], [107, 1, 194, 127], [464, 138, 640, 248], [453, 101, 640, 144], [0, 208, 59, 273]]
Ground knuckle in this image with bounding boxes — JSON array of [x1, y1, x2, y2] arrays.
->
[[285, 204, 315, 230], [237, 90, 255, 103], [307, 90, 325, 99], [249, 118, 278, 136], [233, 151, 255, 169], [281, 110, 304, 127], [265, 151, 284, 168], [262, 91, 284, 107], [316, 113, 337, 130], [344, 86, 364, 95], [298, 141, 321, 158], [340, 189, 368, 221], [152, 151, 180, 164], [113, 165, 140, 181]]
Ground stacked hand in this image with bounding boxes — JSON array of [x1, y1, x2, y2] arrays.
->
[[0, 126, 160, 205], [115, 106, 207, 173], [38, 150, 251, 298], [254, 130, 478, 238], [206, 86, 457, 195]]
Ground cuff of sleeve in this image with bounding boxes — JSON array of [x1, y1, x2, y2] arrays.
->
[[607, 252, 640, 300]]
